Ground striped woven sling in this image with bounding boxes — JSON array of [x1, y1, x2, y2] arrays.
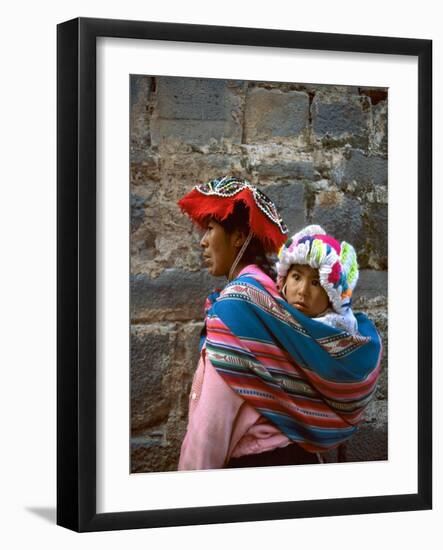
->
[[202, 266, 382, 453]]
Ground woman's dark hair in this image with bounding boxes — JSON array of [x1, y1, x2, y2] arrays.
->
[[217, 202, 277, 281]]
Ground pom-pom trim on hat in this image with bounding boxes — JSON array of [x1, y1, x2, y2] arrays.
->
[[276, 224, 359, 314]]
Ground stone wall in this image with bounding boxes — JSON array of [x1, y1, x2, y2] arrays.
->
[[130, 76, 388, 472]]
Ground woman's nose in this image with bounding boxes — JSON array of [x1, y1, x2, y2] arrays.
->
[[200, 233, 208, 248]]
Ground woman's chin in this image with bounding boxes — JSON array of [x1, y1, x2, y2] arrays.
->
[[206, 265, 217, 276], [203, 261, 225, 278], [209, 267, 226, 278]]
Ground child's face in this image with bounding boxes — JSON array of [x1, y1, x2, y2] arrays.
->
[[284, 264, 330, 317]]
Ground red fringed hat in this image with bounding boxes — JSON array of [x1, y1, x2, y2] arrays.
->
[[178, 176, 288, 253]]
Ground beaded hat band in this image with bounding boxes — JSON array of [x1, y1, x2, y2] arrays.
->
[[178, 176, 288, 253]]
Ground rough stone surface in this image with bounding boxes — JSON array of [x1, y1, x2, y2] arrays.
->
[[131, 193, 147, 233], [264, 181, 306, 234], [310, 192, 365, 253], [150, 77, 244, 146], [363, 203, 388, 269], [355, 297, 388, 400], [353, 270, 387, 300], [253, 159, 315, 180], [130, 156, 160, 184], [156, 77, 240, 120], [130, 322, 203, 472], [131, 326, 173, 434], [244, 88, 309, 142], [312, 94, 370, 148], [313, 101, 367, 136], [151, 120, 242, 146], [323, 401, 388, 463], [333, 149, 388, 188], [346, 400, 388, 461], [129, 76, 389, 472], [371, 100, 388, 154], [130, 76, 152, 155], [131, 269, 225, 323]]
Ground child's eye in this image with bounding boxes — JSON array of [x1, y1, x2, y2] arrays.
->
[[292, 273, 300, 280], [312, 280, 320, 286]]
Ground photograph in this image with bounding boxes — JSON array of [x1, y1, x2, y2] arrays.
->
[[129, 75, 388, 473], [1, 0, 439, 545], [56, 16, 431, 531]]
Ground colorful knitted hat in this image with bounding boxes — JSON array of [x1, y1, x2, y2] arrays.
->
[[276, 225, 359, 313], [178, 176, 288, 253]]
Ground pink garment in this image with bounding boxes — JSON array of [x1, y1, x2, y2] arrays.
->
[[178, 265, 291, 471], [178, 352, 290, 471], [178, 265, 290, 470]]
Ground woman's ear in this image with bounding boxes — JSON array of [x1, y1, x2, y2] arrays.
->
[[231, 229, 247, 248]]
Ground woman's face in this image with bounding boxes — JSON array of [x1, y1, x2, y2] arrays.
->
[[200, 219, 242, 277], [284, 264, 330, 317]]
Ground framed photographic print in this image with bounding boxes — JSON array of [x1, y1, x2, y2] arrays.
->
[[57, 17, 432, 532]]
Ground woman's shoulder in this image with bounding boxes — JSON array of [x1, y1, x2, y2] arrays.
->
[[235, 264, 281, 299]]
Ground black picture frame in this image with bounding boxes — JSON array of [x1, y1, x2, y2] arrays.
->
[[57, 17, 432, 532]]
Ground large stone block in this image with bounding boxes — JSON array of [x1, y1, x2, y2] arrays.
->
[[131, 325, 175, 434], [310, 189, 387, 270], [312, 95, 369, 147], [244, 88, 309, 142], [151, 120, 243, 146], [253, 159, 315, 180], [131, 269, 225, 323], [156, 77, 240, 120], [310, 192, 365, 253], [130, 321, 203, 472], [151, 78, 244, 145], [353, 270, 387, 300], [264, 181, 306, 234], [333, 149, 388, 188]]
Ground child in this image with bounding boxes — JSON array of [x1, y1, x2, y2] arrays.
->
[[276, 224, 359, 334]]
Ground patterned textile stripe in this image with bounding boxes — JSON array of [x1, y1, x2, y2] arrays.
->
[[299, 355, 382, 399], [207, 339, 365, 433], [204, 266, 382, 452], [219, 282, 308, 336], [317, 332, 371, 358], [259, 409, 357, 451], [207, 313, 381, 405], [220, 277, 381, 381], [243, 331, 382, 400], [206, 338, 359, 431], [207, 319, 379, 421]]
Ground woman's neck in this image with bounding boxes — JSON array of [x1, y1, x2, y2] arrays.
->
[[227, 260, 249, 281]]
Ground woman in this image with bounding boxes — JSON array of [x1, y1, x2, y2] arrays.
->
[[177, 176, 382, 471]]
